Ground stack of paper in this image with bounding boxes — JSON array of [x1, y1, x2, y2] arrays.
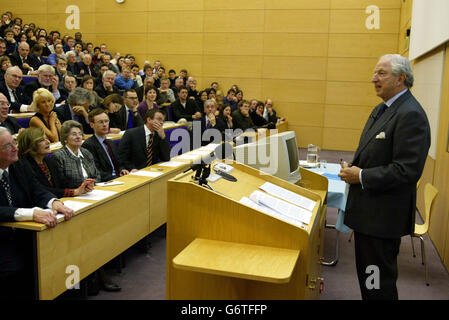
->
[[130, 171, 164, 178], [74, 189, 117, 201], [259, 182, 316, 212]]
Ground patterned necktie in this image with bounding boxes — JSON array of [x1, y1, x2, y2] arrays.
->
[[127, 109, 134, 129], [206, 117, 211, 129], [146, 133, 153, 167], [104, 139, 119, 175], [1, 171, 12, 206], [11, 89, 19, 103]]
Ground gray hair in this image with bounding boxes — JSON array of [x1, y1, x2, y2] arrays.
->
[[65, 51, 76, 59], [102, 70, 116, 80], [380, 54, 414, 88], [5, 65, 21, 76], [0, 126, 8, 137], [38, 64, 55, 74], [67, 87, 94, 106], [204, 99, 216, 108], [60, 120, 83, 146]]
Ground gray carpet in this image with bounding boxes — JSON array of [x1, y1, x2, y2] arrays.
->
[[87, 149, 449, 300]]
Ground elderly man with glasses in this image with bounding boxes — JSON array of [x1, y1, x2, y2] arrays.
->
[[0, 66, 32, 113]]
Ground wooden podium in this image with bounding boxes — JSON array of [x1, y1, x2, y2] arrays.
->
[[166, 160, 327, 300]]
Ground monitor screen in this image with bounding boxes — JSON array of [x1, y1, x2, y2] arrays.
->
[[286, 137, 298, 173]]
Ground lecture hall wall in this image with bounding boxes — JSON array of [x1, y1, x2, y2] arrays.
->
[[3, 0, 401, 151]]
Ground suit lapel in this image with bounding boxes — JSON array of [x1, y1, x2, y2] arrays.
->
[[353, 90, 411, 163], [93, 136, 111, 168]]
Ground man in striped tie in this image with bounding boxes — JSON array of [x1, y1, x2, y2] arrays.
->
[[118, 109, 171, 171]]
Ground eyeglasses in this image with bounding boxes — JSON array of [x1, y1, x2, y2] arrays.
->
[[10, 74, 22, 80], [126, 96, 139, 100], [0, 101, 10, 107], [0, 140, 18, 151], [70, 132, 83, 137], [95, 119, 110, 125]]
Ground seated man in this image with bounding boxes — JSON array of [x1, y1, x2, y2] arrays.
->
[[109, 89, 143, 131], [0, 93, 22, 134], [118, 109, 170, 171], [0, 127, 73, 299], [65, 51, 77, 75], [171, 76, 184, 100], [9, 41, 37, 75], [83, 108, 130, 182], [76, 54, 96, 78], [135, 75, 155, 102], [0, 66, 32, 113], [223, 88, 238, 111], [47, 43, 66, 66], [114, 67, 138, 91], [171, 86, 202, 123], [54, 87, 95, 134], [232, 100, 256, 131], [264, 98, 285, 122], [24, 64, 66, 104], [94, 70, 119, 99], [59, 74, 77, 99], [197, 99, 226, 146], [157, 78, 175, 105]]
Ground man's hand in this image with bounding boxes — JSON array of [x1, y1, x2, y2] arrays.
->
[[52, 200, 75, 221], [207, 113, 216, 127], [72, 105, 88, 118], [338, 165, 361, 184], [192, 112, 202, 119], [120, 169, 130, 176], [33, 208, 57, 228], [153, 120, 166, 139]]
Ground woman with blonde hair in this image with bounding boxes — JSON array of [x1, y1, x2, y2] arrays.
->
[[28, 88, 61, 142]]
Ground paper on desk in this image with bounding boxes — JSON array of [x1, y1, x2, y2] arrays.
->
[[158, 161, 185, 167], [96, 181, 125, 187], [176, 154, 199, 160], [130, 171, 164, 178], [74, 189, 117, 201], [250, 190, 312, 225], [259, 182, 316, 212], [188, 150, 212, 156], [240, 197, 307, 230], [63, 200, 92, 212]]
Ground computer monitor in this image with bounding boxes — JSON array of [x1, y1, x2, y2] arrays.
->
[[233, 131, 301, 184]]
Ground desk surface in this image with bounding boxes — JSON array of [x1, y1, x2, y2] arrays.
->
[[173, 238, 300, 284]]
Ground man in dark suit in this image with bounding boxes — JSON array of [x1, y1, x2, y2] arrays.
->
[[75, 54, 96, 78], [0, 127, 74, 299], [195, 99, 226, 147], [55, 87, 95, 134], [0, 93, 21, 134], [9, 42, 36, 75], [109, 89, 143, 131], [84, 108, 130, 182], [338, 54, 431, 300], [94, 70, 120, 99], [23, 64, 67, 104], [118, 109, 171, 171], [170, 86, 202, 123], [0, 66, 32, 113]]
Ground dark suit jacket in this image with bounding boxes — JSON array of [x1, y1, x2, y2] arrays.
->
[[197, 116, 227, 146], [109, 105, 144, 131], [82, 135, 125, 182], [0, 160, 56, 274], [54, 103, 93, 134], [118, 125, 171, 170], [0, 116, 21, 134], [75, 62, 97, 78], [24, 80, 67, 104], [94, 84, 120, 99], [344, 90, 431, 239], [171, 99, 201, 122], [9, 52, 34, 74], [0, 82, 31, 113], [232, 110, 256, 131]]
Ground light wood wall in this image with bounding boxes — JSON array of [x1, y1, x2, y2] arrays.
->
[[5, 0, 400, 150]]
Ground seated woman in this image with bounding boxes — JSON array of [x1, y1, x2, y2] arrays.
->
[[0, 56, 12, 81], [17, 127, 93, 198], [137, 85, 159, 119], [82, 75, 103, 108], [101, 94, 124, 133], [251, 101, 276, 129], [28, 88, 61, 142], [52, 120, 101, 189], [219, 104, 233, 130]]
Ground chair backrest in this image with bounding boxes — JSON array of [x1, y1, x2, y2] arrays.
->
[[421, 183, 439, 234]]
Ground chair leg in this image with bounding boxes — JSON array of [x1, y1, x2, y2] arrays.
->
[[410, 235, 416, 258], [419, 235, 429, 286]]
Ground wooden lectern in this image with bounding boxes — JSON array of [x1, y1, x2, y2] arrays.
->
[[166, 160, 327, 300]]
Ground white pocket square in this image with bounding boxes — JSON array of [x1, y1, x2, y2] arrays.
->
[[375, 132, 386, 139]]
